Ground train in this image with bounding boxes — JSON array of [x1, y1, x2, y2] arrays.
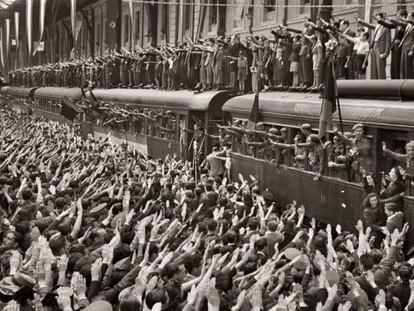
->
[[2, 81, 414, 247]]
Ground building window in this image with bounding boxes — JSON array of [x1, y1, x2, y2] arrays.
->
[[232, 0, 244, 29], [208, 0, 218, 31], [184, 3, 191, 32], [263, 0, 275, 21], [124, 14, 129, 44], [300, 0, 310, 14]]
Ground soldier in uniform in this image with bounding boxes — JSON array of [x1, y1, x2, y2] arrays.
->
[[334, 123, 373, 182]]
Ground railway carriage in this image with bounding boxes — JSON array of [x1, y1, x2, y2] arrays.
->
[[86, 89, 233, 160], [223, 81, 414, 246]]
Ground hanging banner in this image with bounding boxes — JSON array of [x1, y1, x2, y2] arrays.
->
[[0, 29, 4, 68], [129, 0, 135, 48], [33, 0, 47, 56], [75, 16, 83, 42], [364, 0, 372, 22], [71, 0, 76, 39], [26, 0, 33, 57], [14, 12, 19, 52], [5, 19, 10, 60], [39, 0, 47, 41]]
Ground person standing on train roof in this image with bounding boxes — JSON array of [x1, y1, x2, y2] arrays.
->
[[334, 123, 373, 181]]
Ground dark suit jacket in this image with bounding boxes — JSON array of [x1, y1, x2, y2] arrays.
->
[[372, 25, 391, 56]]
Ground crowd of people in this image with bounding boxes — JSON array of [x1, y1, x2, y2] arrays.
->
[[1, 105, 414, 311], [7, 9, 414, 94]]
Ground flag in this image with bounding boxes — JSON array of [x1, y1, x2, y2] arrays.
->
[[33, 0, 47, 56], [39, 0, 47, 41], [0, 29, 4, 69], [318, 62, 337, 138], [71, 0, 76, 39], [14, 13, 19, 52], [129, 0, 135, 47], [5, 19, 10, 68], [26, 0, 33, 56], [246, 79, 261, 130]]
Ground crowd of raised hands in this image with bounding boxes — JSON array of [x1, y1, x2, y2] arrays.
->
[[1, 108, 414, 311]]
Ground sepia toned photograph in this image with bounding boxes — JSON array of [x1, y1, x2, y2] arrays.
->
[[0, 0, 414, 310]]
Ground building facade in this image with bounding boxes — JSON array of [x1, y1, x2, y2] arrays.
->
[[0, 0, 408, 70]]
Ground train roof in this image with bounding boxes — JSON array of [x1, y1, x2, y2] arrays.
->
[[0, 86, 37, 97], [86, 89, 233, 111], [223, 92, 414, 130], [34, 87, 83, 99]]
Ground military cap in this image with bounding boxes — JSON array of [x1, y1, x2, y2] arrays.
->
[[269, 128, 279, 134], [300, 123, 312, 130], [351, 123, 364, 131], [256, 122, 264, 127], [280, 127, 288, 132], [166, 110, 173, 114]]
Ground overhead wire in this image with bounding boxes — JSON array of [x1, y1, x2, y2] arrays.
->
[[123, 0, 414, 9]]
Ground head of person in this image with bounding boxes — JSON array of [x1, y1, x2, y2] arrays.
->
[[364, 192, 379, 209], [2, 231, 22, 251], [406, 141, 414, 159], [398, 9, 408, 19], [352, 123, 365, 140], [309, 134, 321, 146], [384, 203, 397, 217], [300, 123, 312, 136], [361, 32, 369, 42], [340, 20, 350, 32], [256, 122, 265, 131], [375, 12, 385, 22], [388, 166, 403, 183], [360, 253, 374, 271], [119, 295, 141, 311]]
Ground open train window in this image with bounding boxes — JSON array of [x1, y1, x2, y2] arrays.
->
[[377, 129, 408, 175]]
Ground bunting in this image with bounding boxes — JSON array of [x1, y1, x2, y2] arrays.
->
[[26, 0, 33, 57]]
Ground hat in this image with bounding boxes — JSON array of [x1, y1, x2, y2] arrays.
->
[[280, 127, 288, 132], [352, 123, 364, 131], [269, 128, 279, 134], [256, 122, 264, 128], [300, 123, 312, 130], [83, 301, 113, 311]]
